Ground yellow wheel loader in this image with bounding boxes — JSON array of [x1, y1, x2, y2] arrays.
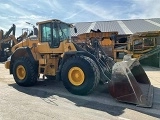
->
[[5, 19, 153, 107]]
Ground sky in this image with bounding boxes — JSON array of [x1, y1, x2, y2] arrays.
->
[[0, 0, 160, 36]]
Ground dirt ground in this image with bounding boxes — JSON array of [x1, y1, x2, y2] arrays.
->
[[0, 63, 160, 120]]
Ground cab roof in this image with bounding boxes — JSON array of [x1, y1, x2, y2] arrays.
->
[[36, 19, 71, 26]]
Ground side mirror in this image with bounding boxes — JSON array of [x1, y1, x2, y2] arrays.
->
[[74, 27, 77, 33], [34, 28, 38, 36]]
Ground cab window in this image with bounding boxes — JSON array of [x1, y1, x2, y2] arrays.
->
[[41, 23, 52, 44]]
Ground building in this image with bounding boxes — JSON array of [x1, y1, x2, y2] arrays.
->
[[71, 18, 160, 67], [71, 18, 160, 36]]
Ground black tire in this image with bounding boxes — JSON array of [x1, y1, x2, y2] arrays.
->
[[13, 57, 38, 87], [0, 57, 7, 62], [61, 55, 100, 95]]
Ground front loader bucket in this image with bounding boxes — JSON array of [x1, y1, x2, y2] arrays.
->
[[108, 58, 153, 107]]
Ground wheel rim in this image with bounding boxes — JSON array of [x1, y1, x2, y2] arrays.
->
[[16, 65, 26, 80], [68, 67, 85, 86]]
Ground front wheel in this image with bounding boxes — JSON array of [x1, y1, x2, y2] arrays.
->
[[61, 55, 100, 95], [13, 57, 38, 87]]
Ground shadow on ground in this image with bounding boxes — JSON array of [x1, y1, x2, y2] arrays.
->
[[8, 79, 160, 118]]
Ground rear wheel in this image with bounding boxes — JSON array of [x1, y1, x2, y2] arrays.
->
[[61, 55, 100, 95], [13, 57, 38, 86]]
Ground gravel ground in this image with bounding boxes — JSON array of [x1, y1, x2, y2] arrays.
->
[[0, 63, 160, 120]]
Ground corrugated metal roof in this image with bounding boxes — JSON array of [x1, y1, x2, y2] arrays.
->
[[123, 19, 160, 33], [145, 19, 160, 27], [150, 18, 160, 24], [71, 18, 160, 36], [93, 21, 125, 34], [117, 21, 133, 34], [71, 22, 92, 36]]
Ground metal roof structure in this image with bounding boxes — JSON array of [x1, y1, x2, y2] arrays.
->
[[71, 18, 160, 36]]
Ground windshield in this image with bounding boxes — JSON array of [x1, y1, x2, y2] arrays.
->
[[41, 21, 71, 48], [53, 22, 71, 42]]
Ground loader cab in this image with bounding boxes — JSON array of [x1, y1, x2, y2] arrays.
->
[[38, 20, 71, 48]]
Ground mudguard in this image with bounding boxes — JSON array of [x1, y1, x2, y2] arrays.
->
[[9, 47, 35, 74]]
